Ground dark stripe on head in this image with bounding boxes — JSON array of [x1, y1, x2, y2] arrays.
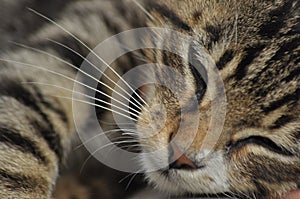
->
[[188, 42, 207, 102], [216, 49, 235, 70], [162, 50, 170, 66], [269, 36, 300, 63], [205, 24, 222, 49], [228, 136, 294, 156], [252, 180, 268, 198], [281, 67, 300, 83], [192, 11, 203, 21], [0, 127, 47, 163], [287, 17, 300, 35], [258, 1, 294, 38], [246, 155, 300, 183], [253, 70, 298, 99], [233, 44, 266, 80], [269, 115, 294, 129], [254, 63, 300, 98], [262, 88, 300, 114], [161, 50, 185, 74], [0, 79, 63, 161], [150, 3, 192, 32], [295, 130, 300, 140]]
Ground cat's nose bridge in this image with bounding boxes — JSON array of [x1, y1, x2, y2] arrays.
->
[[174, 116, 210, 151]]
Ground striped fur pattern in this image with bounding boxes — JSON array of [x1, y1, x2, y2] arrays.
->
[[0, 0, 299, 198], [0, 1, 146, 198]]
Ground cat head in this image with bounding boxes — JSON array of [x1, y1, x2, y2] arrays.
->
[[136, 40, 299, 198], [134, 1, 300, 197]]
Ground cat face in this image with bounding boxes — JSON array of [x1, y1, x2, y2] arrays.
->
[[135, 54, 231, 195], [136, 61, 299, 198], [131, 1, 300, 197], [135, 35, 299, 198]]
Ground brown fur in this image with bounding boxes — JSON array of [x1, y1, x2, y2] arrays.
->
[[0, 0, 299, 198]]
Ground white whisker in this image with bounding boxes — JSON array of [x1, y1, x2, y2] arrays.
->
[[106, 142, 144, 157], [22, 81, 141, 119], [119, 172, 136, 184], [98, 120, 134, 126], [27, 8, 149, 108], [47, 39, 148, 112], [110, 136, 139, 143], [0, 58, 73, 80], [12, 42, 142, 116], [122, 132, 139, 136], [234, 12, 239, 46], [51, 95, 140, 121], [80, 139, 139, 173], [131, 0, 154, 21], [125, 171, 139, 190], [0, 59, 143, 120], [222, 192, 233, 199], [74, 128, 139, 151]]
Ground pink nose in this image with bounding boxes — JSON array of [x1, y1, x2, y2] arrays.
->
[[168, 141, 197, 170]]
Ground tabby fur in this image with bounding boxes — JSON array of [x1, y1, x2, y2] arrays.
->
[[0, 0, 299, 198]]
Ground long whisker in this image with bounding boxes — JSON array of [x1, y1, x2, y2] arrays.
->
[[0, 59, 141, 118], [222, 192, 234, 199], [74, 128, 139, 151], [80, 139, 140, 173], [12, 42, 142, 116], [131, 0, 154, 20], [97, 121, 136, 129], [101, 135, 144, 161], [113, 144, 144, 155], [234, 12, 239, 46], [129, 0, 166, 42], [121, 132, 139, 136], [51, 95, 140, 121], [119, 172, 136, 184], [125, 171, 140, 190], [106, 142, 144, 157], [0, 58, 73, 80], [28, 8, 149, 108], [98, 120, 134, 126], [47, 39, 148, 112], [117, 143, 144, 149], [109, 136, 139, 142], [22, 81, 141, 119]]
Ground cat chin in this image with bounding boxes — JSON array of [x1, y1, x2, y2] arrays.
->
[[143, 171, 185, 194], [141, 151, 230, 195]]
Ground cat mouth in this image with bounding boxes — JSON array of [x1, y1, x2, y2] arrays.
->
[[157, 164, 205, 179], [158, 163, 206, 177], [144, 150, 229, 194], [157, 168, 183, 180]]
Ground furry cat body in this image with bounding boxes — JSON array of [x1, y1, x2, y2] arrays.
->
[[0, 0, 299, 198]]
